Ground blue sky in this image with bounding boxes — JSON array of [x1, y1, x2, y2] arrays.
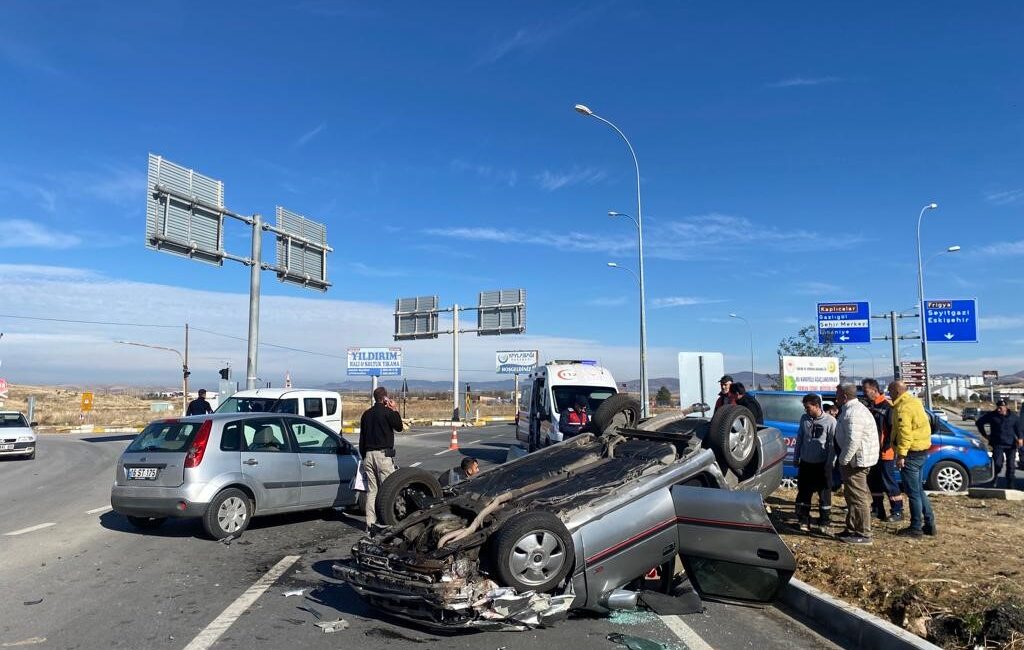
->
[[0, 1, 1022, 386]]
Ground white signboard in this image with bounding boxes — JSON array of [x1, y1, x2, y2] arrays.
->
[[678, 352, 724, 416], [496, 350, 539, 374], [347, 347, 403, 377], [780, 356, 840, 392]]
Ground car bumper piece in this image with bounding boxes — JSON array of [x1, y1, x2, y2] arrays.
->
[[110, 492, 207, 518], [970, 462, 994, 486]]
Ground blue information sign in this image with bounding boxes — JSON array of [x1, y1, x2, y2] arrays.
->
[[817, 301, 871, 344], [923, 299, 978, 343]]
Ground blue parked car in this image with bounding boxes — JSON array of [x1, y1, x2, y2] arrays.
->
[[751, 391, 992, 493]]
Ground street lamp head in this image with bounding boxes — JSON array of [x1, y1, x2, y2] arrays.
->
[[574, 103, 594, 116], [927, 203, 938, 210], [729, 313, 739, 318], [607, 262, 618, 268], [947, 245, 961, 253], [608, 211, 621, 217]]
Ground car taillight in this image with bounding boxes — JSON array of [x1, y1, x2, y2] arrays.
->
[[184, 420, 212, 468]]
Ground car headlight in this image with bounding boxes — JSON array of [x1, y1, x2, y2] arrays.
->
[[17, 436, 34, 443]]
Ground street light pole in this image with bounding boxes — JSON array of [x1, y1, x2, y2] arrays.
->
[[916, 203, 939, 410], [577, 104, 649, 417], [116, 338, 189, 415], [607, 263, 643, 396], [856, 345, 876, 378], [729, 314, 755, 388]]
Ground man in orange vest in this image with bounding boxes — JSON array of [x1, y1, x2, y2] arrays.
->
[[862, 379, 904, 521]]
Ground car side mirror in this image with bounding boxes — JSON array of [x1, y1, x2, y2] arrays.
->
[[30, 421, 39, 427]]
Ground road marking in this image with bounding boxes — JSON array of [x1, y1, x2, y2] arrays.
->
[[4, 523, 56, 536], [183, 555, 300, 650], [467, 439, 481, 445], [661, 614, 715, 650], [85, 505, 112, 515], [409, 462, 422, 467], [433, 449, 451, 456]]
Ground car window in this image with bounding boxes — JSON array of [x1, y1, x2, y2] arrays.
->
[[551, 386, 615, 416], [0, 413, 29, 427], [287, 419, 342, 454], [688, 556, 784, 602], [304, 397, 324, 419], [325, 398, 338, 416], [274, 398, 299, 414], [126, 421, 202, 453], [757, 394, 809, 424], [216, 397, 279, 413], [240, 419, 291, 453], [220, 422, 242, 451]]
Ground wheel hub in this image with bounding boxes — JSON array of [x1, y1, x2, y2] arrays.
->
[[509, 530, 566, 586]]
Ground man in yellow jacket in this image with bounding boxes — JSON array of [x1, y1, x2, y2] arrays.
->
[[888, 381, 936, 537]]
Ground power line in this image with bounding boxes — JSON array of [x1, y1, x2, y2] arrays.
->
[[0, 313, 179, 328]]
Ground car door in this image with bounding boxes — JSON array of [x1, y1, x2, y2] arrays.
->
[[238, 417, 301, 512], [287, 417, 359, 508], [671, 485, 795, 604]]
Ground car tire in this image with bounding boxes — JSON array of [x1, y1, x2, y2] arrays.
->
[[491, 510, 574, 594], [203, 488, 252, 540], [927, 460, 968, 493], [707, 405, 758, 473], [126, 515, 167, 530], [375, 467, 443, 527], [345, 491, 367, 515], [591, 394, 643, 435]]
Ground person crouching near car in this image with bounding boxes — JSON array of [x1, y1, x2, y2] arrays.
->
[[834, 383, 880, 545], [359, 387, 403, 533], [794, 393, 837, 533], [888, 380, 937, 538], [861, 378, 904, 522]]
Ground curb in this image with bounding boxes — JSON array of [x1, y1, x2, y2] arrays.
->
[[780, 578, 940, 650]]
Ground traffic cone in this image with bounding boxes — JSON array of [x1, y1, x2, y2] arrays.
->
[[448, 427, 459, 451]]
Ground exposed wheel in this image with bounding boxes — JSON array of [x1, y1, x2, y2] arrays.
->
[[126, 515, 167, 530], [591, 394, 642, 435], [707, 405, 757, 473], [928, 460, 968, 493], [203, 488, 251, 539], [491, 510, 574, 593], [375, 467, 443, 527]]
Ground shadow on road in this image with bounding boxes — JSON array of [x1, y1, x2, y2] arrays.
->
[[99, 506, 363, 540], [81, 435, 138, 443]]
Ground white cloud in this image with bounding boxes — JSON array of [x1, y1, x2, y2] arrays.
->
[[536, 167, 607, 191], [295, 122, 327, 148], [766, 76, 841, 88], [978, 240, 1024, 256], [450, 159, 518, 187], [651, 297, 726, 308], [984, 189, 1024, 206], [586, 296, 628, 307], [793, 281, 842, 295], [980, 315, 1024, 330], [424, 227, 632, 255], [0, 219, 80, 249], [0, 264, 685, 385], [349, 262, 405, 278]]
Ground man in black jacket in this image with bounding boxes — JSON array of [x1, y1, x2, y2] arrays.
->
[[359, 387, 404, 531], [186, 389, 213, 416], [976, 400, 1023, 488]]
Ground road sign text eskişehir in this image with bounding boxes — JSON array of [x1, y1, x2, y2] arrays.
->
[[923, 298, 978, 343]]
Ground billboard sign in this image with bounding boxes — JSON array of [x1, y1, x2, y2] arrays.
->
[[81, 391, 94, 412], [982, 370, 999, 382], [145, 154, 226, 266], [394, 296, 440, 340], [495, 350, 539, 374], [923, 298, 978, 343], [780, 356, 841, 392], [900, 361, 927, 389], [817, 301, 871, 344], [347, 348, 403, 377], [478, 289, 527, 336]]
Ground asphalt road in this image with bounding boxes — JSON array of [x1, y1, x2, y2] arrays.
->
[[0, 424, 844, 650]]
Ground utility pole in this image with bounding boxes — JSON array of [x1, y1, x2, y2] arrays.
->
[[183, 323, 190, 414], [871, 311, 919, 380]]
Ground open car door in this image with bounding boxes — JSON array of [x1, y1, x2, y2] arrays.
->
[[671, 485, 795, 604]]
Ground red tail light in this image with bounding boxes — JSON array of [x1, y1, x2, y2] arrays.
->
[[184, 420, 213, 468]]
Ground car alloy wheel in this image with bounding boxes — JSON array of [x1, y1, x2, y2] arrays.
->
[[217, 496, 248, 534], [934, 465, 965, 492], [728, 414, 755, 460], [508, 529, 567, 587]]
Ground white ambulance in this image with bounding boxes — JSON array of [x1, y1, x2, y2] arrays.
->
[[516, 360, 620, 451], [215, 388, 343, 432]]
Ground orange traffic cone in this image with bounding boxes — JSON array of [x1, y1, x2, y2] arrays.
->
[[448, 427, 459, 451]]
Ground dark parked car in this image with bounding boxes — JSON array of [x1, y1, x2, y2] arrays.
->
[[334, 398, 795, 629], [961, 407, 981, 421]]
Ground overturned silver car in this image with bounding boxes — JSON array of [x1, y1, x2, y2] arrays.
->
[[334, 398, 796, 629]]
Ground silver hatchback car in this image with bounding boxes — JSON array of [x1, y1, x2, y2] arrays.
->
[[110, 413, 360, 539]]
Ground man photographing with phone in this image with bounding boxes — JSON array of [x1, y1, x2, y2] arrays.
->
[[359, 386, 404, 533]]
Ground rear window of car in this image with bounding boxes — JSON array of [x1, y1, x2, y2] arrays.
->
[[757, 394, 808, 424], [304, 397, 324, 419], [0, 413, 29, 427], [273, 398, 299, 414], [325, 398, 338, 416], [126, 421, 202, 453]]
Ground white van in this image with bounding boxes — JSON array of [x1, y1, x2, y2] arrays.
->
[[516, 361, 619, 451], [216, 388, 343, 433]]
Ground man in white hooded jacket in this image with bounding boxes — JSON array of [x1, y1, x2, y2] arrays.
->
[[834, 383, 880, 544]]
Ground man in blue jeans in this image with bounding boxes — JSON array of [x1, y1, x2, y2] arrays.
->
[[889, 380, 936, 537]]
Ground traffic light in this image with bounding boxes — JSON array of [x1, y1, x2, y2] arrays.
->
[[219, 367, 231, 380]]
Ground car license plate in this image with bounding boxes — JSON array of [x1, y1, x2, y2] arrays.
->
[[128, 467, 159, 480], [0, 444, 14, 451]]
